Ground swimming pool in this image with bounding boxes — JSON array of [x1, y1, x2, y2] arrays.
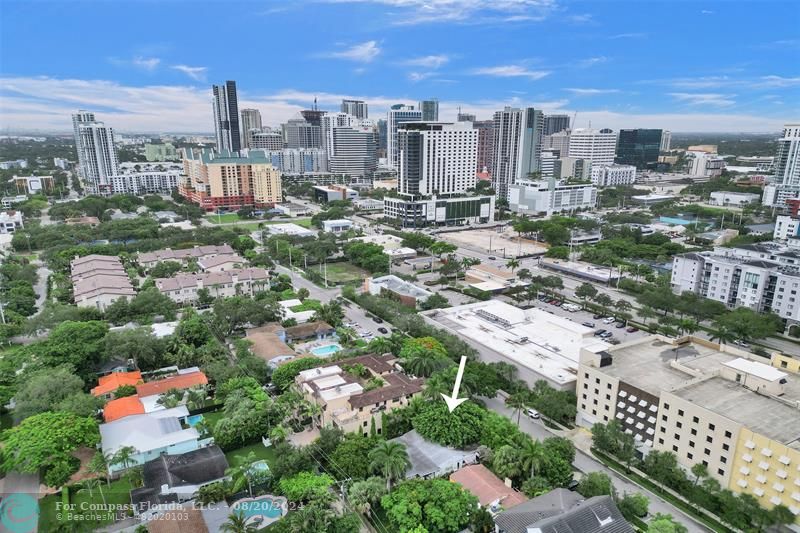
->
[[232, 495, 287, 527], [310, 343, 341, 357], [186, 414, 204, 427], [659, 216, 695, 226]]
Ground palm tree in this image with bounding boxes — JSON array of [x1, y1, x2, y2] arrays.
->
[[226, 452, 258, 497], [269, 424, 290, 443], [506, 258, 520, 273], [368, 441, 411, 491], [78, 478, 101, 500], [710, 326, 735, 346], [515, 437, 545, 478], [403, 354, 451, 378], [157, 388, 184, 409], [186, 386, 207, 411], [221, 511, 257, 533], [368, 337, 393, 355], [676, 318, 699, 337], [505, 394, 527, 427], [110, 446, 138, 471]]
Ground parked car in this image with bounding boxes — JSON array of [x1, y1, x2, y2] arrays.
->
[[608, 338, 622, 345], [372, 316, 384, 323], [593, 313, 603, 319], [594, 329, 607, 336], [527, 408, 540, 419], [567, 479, 580, 491], [600, 331, 613, 339], [377, 327, 389, 334], [733, 339, 750, 348], [552, 301, 562, 307], [615, 322, 626, 329], [582, 321, 595, 328], [626, 326, 639, 333], [488, 256, 497, 260], [603, 317, 616, 324]]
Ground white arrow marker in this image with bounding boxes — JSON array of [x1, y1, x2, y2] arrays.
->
[[441, 355, 468, 413]]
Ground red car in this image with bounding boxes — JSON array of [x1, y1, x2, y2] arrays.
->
[[626, 326, 639, 333]]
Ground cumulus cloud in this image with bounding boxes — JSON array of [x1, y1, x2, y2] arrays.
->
[[401, 54, 450, 68], [330, 0, 558, 25], [322, 41, 381, 62], [471, 65, 551, 80]]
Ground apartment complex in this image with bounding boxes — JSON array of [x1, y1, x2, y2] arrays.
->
[[155, 268, 269, 305], [578, 336, 800, 521], [491, 106, 544, 199], [283, 119, 322, 149], [108, 171, 181, 195], [328, 126, 377, 178], [341, 99, 368, 119], [591, 164, 637, 187], [568, 128, 617, 168], [211, 81, 241, 153], [255, 148, 328, 174], [72, 110, 120, 194], [419, 99, 439, 121], [764, 124, 800, 208], [474, 119, 494, 174], [543, 114, 571, 135], [138, 244, 235, 269], [144, 142, 178, 162], [239, 108, 262, 149], [71, 254, 136, 311], [249, 131, 284, 151], [671, 244, 800, 324], [180, 149, 282, 211], [295, 354, 423, 437], [509, 178, 597, 216], [387, 105, 423, 169]]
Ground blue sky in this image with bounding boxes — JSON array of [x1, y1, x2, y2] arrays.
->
[[1, 0, 798, 133]]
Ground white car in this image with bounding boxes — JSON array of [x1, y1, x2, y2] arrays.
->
[[527, 408, 541, 419], [603, 317, 616, 324]]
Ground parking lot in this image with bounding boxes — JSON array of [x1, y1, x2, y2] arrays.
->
[[515, 295, 649, 345]]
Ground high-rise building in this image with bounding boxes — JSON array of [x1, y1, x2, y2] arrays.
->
[[321, 112, 361, 157], [300, 109, 325, 128], [490, 107, 544, 199], [329, 127, 377, 178], [341, 99, 368, 119], [212, 81, 241, 154], [660, 130, 672, 152], [457, 111, 476, 122], [250, 131, 284, 151], [763, 124, 800, 208], [254, 148, 327, 175], [542, 130, 571, 158], [419, 99, 439, 121], [283, 119, 322, 149], [377, 119, 387, 153], [474, 120, 494, 174], [615, 129, 663, 169], [240, 109, 263, 149], [397, 122, 477, 196], [543, 114, 570, 135], [180, 149, 282, 211], [568, 128, 617, 168], [591, 164, 636, 187], [387, 105, 422, 169], [72, 110, 120, 194]]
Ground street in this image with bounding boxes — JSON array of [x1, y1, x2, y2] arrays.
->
[[482, 396, 710, 533]]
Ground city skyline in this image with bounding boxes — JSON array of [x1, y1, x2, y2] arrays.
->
[[0, 0, 798, 133]]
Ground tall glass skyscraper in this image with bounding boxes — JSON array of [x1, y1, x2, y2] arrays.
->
[[615, 129, 663, 169], [212, 81, 241, 153]]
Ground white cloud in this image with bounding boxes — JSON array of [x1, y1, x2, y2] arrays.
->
[[0, 76, 790, 134], [756, 75, 800, 88], [329, 0, 558, 25], [171, 65, 208, 81], [566, 88, 620, 95], [322, 40, 381, 62], [669, 92, 736, 107], [664, 76, 733, 89], [566, 13, 594, 24], [576, 56, 608, 68], [132, 57, 160, 71], [471, 65, 551, 80], [401, 54, 450, 68], [408, 72, 434, 82], [608, 32, 646, 39], [701, 9, 714, 14]]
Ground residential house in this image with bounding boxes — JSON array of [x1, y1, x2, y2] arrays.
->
[[296, 355, 422, 436], [390, 430, 478, 479], [197, 254, 245, 272], [101, 369, 208, 422], [155, 268, 269, 305], [363, 275, 433, 307], [245, 324, 298, 367], [131, 445, 229, 518], [70, 254, 136, 311], [138, 245, 235, 270], [284, 321, 335, 342], [100, 406, 202, 474], [91, 370, 143, 400], [449, 464, 527, 513]]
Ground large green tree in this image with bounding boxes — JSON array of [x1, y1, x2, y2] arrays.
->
[[412, 401, 485, 449], [381, 479, 478, 533], [38, 320, 109, 379]]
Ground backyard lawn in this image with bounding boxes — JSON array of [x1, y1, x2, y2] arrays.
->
[[225, 442, 278, 469], [312, 262, 369, 284], [39, 478, 134, 532], [205, 213, 243, 224]]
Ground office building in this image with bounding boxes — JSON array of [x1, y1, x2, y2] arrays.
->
[[578, 335, 800, 522], [615, 129, 663, 169], [671, 244, 800, 324], [774, 215, 800, 242], [144, 142, 178, 162], [283, 119, 322, 149], [376, 118, 388, 154], [543, 114, 570, 135], [509, 178, 597, 216], [419, 99, 439, 121], [491, 106, 545, 199], [660, 130, 672, 152], [591, 164, 636, 187], [313, 184, 358, 203], [72, 110, 120, 194], [688, 150, 726, 177], [383, 195, 494, 228], [474, 119, 494, 174], [542, 130, 571, 157], [180, 149, 282, 211], [328, 126, 377, 178], [457, 111, 476, 122], [568, 128, 617, 168], [387, 105, 423, 169], [249, 130, 284, 151], [321, 112, 361, 156], [255, 148, 328, 174], [559, 157, 592, 181], [539, 150, 560, 179], [240, 108, 263, 149], [211, 81, 241, 153], [397, 122, 478, 196], [341, 99, 368, 119], [53, 157, 70, 170]]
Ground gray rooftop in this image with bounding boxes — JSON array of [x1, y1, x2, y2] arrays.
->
[[495, 489, 582, 533], [389, 430, 477, 479]]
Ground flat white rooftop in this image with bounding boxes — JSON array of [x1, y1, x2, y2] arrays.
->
[[266, 223, 317, 236], [723, 358, 787, 382], [424, 300, 609, 386], [298, 365, 341, 382], [313, 374, 348, 390], [320, 382, 363, 402]]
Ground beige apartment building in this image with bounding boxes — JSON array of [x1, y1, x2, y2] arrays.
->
[[155, 268, 269, 305], [180, 149, 282, 211], [578, 336, 800, 521], [295, 354, 423, 437], [70, 254, 136, 311], [138, 244, 235, 270]]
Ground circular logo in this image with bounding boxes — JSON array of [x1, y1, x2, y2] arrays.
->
[[0, 493, 39, 533]]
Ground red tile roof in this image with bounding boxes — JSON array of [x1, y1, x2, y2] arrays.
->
[[103, 396, 145, 422], [136, 371, 208, 398], [450, 464, 528, 509], [91, 371, 143, 397]]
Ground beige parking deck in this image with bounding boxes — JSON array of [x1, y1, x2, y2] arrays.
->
[[440, 226, 548, 258]]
